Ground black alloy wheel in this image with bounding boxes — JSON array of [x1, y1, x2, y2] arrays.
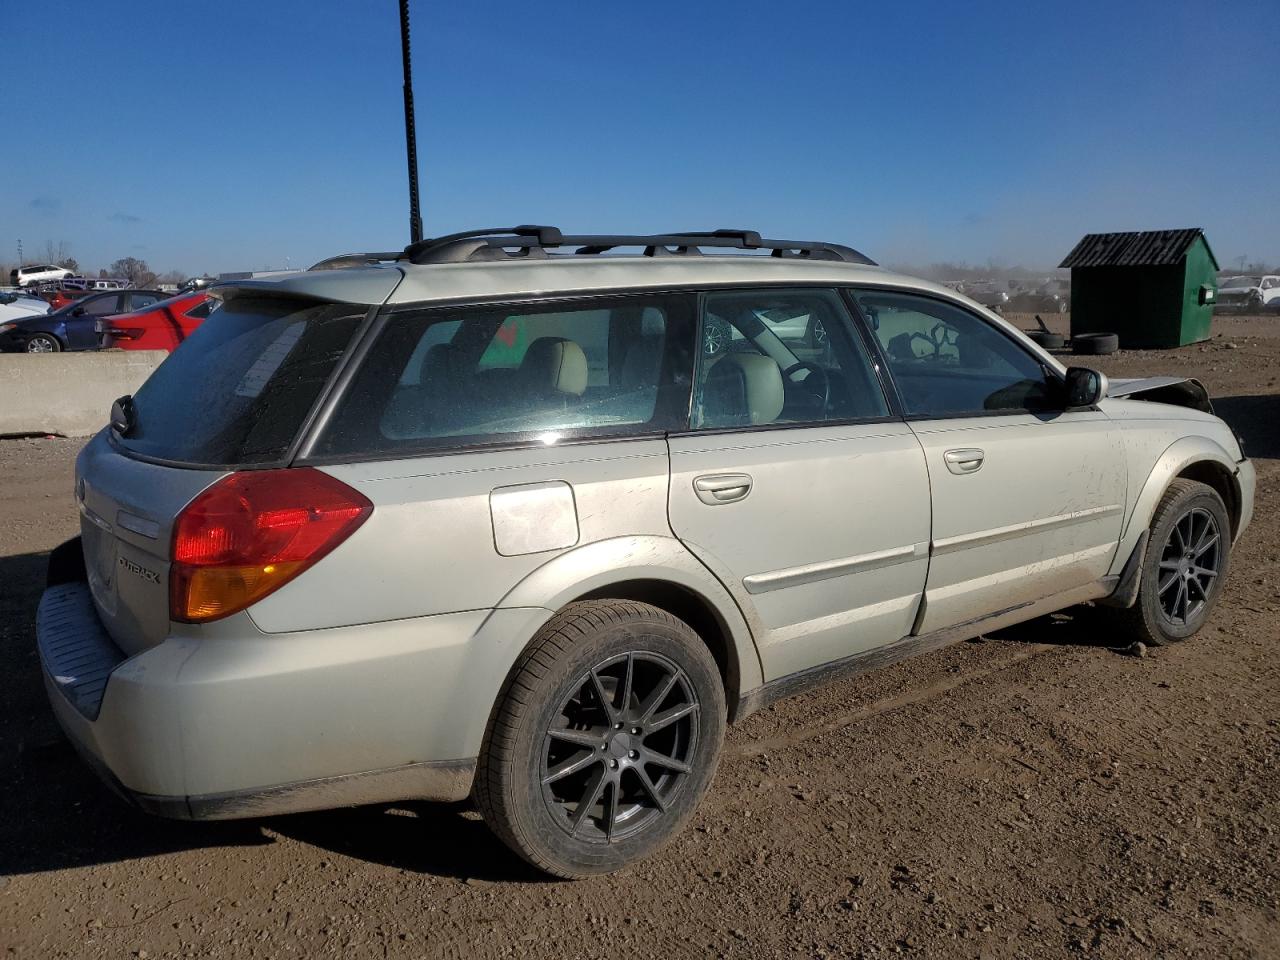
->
[[1155, 507, 1221, 628], [1116, 479, 1232, 645], [475, 600, 726, 877], [542, 651, 698, 842]]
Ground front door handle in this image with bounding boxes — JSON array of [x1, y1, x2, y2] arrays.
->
[[943, 448, 985, 475], [693, 473, 753, 505]]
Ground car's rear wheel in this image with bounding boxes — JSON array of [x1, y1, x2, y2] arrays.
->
[[1117, 479, 1231, 645], [474, 600, 726, 878], [26, 334, 61, 353]]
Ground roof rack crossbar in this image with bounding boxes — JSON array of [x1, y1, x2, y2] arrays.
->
[[402, 228, 876, 266]]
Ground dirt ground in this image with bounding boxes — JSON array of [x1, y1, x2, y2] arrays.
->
[[1, 313, 1277, 959]]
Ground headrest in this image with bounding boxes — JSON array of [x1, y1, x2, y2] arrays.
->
[[701, 353, 784, 427], [419, 342, 462, 385], [520, 337, 588, 396], [620, 336, 663, 390]]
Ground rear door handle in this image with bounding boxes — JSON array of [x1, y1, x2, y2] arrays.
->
[[693, 473, 753, 505], [943, 448, 985, 474]]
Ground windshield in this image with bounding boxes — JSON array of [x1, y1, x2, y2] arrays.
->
[[116, 297, 364, 465]]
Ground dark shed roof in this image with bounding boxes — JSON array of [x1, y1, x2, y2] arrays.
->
[[1059, 228, 1214, 269]]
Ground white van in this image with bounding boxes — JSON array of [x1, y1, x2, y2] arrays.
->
[[10, 264, 73, 288]]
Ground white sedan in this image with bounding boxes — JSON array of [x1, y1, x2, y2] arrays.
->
[[0, 291, 51, 324]]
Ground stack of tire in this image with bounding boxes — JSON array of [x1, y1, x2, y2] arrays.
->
[[1023, 315, 1117, 355]]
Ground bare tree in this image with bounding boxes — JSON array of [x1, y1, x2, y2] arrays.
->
[[40, 240, 78, 271], [108, 257, 158, 288]]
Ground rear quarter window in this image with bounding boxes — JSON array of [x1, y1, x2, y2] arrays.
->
[[314, 292, 697, 458], [117, 297, 364, 465]]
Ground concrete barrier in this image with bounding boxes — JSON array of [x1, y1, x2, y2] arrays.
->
[[0, 351, 168, 437]]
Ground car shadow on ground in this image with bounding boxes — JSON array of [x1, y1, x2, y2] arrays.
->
[[982, 604, 1136, 651], [0, 549, 537, 883], [267, 803, 549, 883], [1211, 395, 1279, 460]]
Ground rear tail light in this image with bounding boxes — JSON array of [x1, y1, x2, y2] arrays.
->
[[170, 468, 372, 623]]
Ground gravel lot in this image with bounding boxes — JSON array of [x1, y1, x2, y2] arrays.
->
[[1, 314, 1277, 959]]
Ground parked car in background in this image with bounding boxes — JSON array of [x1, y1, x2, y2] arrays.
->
[[97, 292, 214, 351], [1009, 280, 1069, 313], [45, 288, 91, 310], [34, 226, 1253, 878], [0, 289, 165, 352], [1216, 275, 1280, 312], [0, 290, 51, 324], [9, 264, 73, 287], [957, 280, 1011, 313]]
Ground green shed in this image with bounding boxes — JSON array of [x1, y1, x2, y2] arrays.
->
[[1059, 228, 1219, 349]]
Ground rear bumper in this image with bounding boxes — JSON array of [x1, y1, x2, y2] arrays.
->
[[36, 570, 546, 819]]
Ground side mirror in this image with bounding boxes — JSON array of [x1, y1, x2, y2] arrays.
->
[[71, 306, 86, 317], [1064, 366, 1108, 409]]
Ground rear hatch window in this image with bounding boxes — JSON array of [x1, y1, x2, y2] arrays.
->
[[116, 297, 365, 466]]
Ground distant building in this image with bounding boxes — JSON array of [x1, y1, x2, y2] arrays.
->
[[1060, 228, 1219, 349]]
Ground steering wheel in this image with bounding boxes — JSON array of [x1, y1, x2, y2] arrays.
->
[[781, 361, 830, 415]]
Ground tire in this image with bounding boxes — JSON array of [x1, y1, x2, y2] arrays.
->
[[1116, 479, 1231, 645], [1072, 332, 1119, 355], [25, 334, 61, 353], [702, 317, 729, 357], [474, 600, 727, 878], [1025, 329, 1065, 350]]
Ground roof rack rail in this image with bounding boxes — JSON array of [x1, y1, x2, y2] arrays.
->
[[400, 227, 876, 266]]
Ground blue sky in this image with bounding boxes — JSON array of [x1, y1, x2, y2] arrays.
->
[[4, 0, 1277, 275]]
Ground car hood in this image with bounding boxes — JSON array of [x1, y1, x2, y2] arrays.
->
[[1107, 376, 1212, 413], [0, 302, 48, 317]]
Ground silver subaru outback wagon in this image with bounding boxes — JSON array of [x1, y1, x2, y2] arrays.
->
[[37, 227, 1254, 877]]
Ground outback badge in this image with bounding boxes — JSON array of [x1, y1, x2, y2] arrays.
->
[[118, 555, 160, 584]]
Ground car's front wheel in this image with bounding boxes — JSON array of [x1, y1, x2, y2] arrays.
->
[[25, 334, 61, 353], [474, 600, 726, 878], [1118, 479, 1231, 645]]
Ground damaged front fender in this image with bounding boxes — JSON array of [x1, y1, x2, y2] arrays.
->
[[1107, 376, 1213, 413]]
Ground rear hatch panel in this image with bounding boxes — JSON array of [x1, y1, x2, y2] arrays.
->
[[77, 433, 224, 656], [74, 293, 378, 655]]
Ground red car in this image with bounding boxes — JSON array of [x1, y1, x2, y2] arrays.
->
[[45, 289, 89, 310], [97, 292, 215, 351]]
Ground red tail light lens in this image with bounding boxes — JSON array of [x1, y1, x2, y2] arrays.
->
[[170, 468, 372, 623]]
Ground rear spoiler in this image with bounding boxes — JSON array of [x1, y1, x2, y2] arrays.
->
[[209, 267, 404, 307]]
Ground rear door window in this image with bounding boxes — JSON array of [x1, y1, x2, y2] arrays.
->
[[116, 297, 364, 465], [82, 294, 125, 315], [692, 288, 889, 429], [315, 292, 697, 458]]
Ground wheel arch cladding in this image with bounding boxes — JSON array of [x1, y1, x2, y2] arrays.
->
[[573, 579, 743, 720], [494, 535, 765, 721], [1113, 437, 1242, 578]]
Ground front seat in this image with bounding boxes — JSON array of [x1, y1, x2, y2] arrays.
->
[[698, 353, 784, 428], [519, 336, 589, 402]]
